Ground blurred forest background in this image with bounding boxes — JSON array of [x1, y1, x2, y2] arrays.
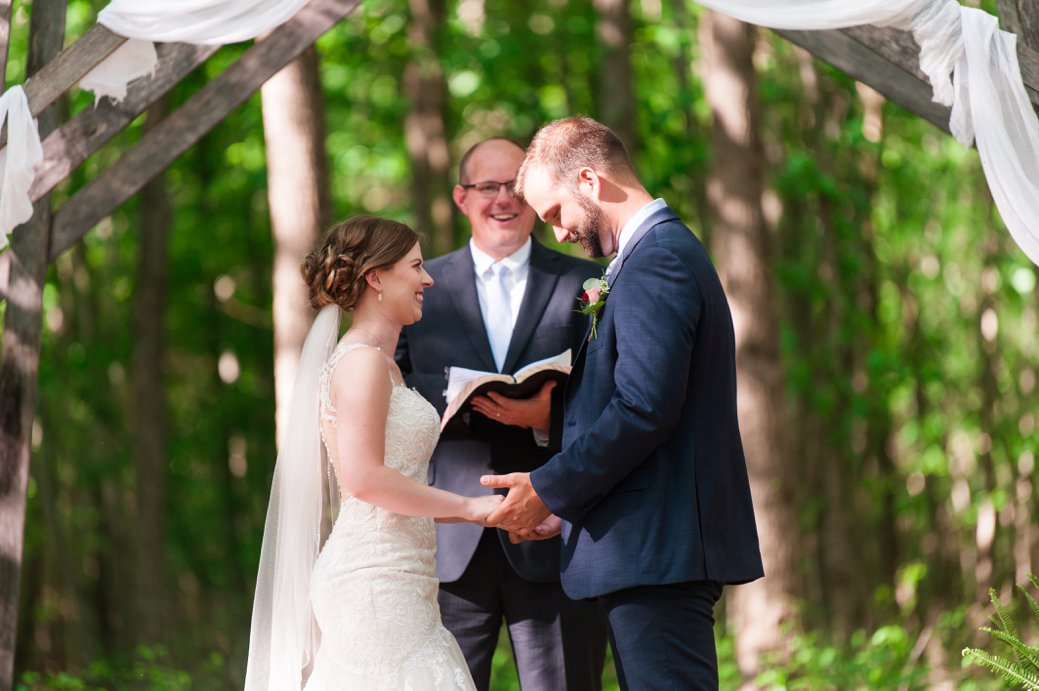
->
[[3, 0, 1037, 688]]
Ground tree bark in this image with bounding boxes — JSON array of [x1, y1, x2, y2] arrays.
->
[[404, 0, 452, 255], [0, 0, 64, 684], [131, 100, 172, 646], [261, 46, 331, 448], [702, 11, 799, 677], [594, 0, 636, 155]]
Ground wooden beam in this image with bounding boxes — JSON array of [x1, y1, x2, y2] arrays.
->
[[22, 25, 126, 116], [47, 0, 363, 261], [1018, 0, 1039, 56], [997, 0, 1023, 37], [774, 28, 953, 135], [776, 20, 1039, 139], [0, 25, 127, 149], [0, 0, 64, 684], [28, 42, 219, 202], [842, 23, 1039, 109]]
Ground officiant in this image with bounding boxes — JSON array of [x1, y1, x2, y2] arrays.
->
[[396, 136, 607, 691]]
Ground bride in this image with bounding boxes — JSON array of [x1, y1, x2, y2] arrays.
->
[[244, 216, 500, 690]]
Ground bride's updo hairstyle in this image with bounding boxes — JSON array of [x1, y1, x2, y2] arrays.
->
[[302, 215, 419, 311]]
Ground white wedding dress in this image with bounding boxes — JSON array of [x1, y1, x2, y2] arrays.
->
[[302, 342, 476, 690]]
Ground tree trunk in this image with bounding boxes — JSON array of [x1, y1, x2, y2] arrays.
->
[[404, 0, 452, 255], [0, 0, 64, 684], [131, 100, 172, 646], [702, 11, 798, 677], [261, 46, 331, 448], [594, 0, 635, 155]]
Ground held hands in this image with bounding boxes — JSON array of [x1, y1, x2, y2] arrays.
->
[[470, 380, 556, 430], [462, 494, 505, 527], [480, 472, 551, 541]]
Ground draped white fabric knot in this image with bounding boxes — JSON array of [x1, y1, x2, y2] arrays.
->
[[889, 0, 963, 110], [694, 0, 1039, 265], [0, 87, 43, 247]]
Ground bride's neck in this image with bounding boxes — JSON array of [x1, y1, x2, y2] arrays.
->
[[349, 307, 400, 354]]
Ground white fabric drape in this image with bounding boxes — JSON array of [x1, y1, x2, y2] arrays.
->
[[244, 303, 340, 691], [0, 87, 43, 249], [82, 0, 312, 102], [693, 0, 1039, 266], [0, 0, 313, 244]]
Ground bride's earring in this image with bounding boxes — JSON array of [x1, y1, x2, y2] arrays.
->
[[377, 292, 383, 302]]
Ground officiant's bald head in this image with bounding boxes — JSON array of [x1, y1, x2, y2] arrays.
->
[[453, 137, 537, 261]]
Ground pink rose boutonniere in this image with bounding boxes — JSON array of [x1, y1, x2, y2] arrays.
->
[[578, 275, 610, 341]]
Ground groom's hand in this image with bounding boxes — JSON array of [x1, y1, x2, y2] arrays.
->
[[481, 472, 551, 536]]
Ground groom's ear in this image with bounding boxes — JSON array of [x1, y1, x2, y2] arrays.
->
[[577, 167, 599, 197]]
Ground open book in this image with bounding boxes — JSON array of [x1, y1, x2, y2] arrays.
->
[[441, 349, 572, 431]]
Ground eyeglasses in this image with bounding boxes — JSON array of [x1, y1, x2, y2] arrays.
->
[[460, 180, 516, 198]]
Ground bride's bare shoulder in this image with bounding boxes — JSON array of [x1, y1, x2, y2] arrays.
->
[[328, 342, 392, 400]]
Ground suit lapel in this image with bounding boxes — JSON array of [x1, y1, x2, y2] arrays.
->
[[501, 239, 563, 374], [440, 248, 498, 372], [606, 205, 680, 289], [572, 205, 681, 368]]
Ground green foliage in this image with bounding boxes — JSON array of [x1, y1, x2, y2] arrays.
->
[[749, 627, 930, 690], [963, 578, 1039, 689], [15, 647, 224, 691]]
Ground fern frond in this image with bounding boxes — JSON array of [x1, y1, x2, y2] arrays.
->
[[1027, 573, 1039, 593], [1020, 582, 1039, 623], [963, 648, 1039, 689], [979, 627, 1039, 673], [991, 587, 1022, 645]]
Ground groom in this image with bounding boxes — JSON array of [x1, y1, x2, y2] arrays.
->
[[397, 137, 606, 690], [483, 117, 764, 690]]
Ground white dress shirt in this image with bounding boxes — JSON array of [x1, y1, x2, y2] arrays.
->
[[607, 198, 667, 278], [470, 236, 531, 371], [469, 237, 550, 446]]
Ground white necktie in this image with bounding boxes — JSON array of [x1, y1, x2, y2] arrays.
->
[[485, 263, 514, 372]]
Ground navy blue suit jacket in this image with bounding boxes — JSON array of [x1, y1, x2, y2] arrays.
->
[[397, 238, 601, 583], [530, 206, 764, 600]]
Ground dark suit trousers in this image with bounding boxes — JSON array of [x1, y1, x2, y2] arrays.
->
[[438, 529, 607, 691], [599, 581, 723, 691]]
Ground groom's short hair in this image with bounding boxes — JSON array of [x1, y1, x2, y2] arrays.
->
[[517, 117, 637, 198]]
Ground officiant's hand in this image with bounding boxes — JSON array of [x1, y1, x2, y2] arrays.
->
[[470, 381, 556, 430], [480, 472, 551, 537]]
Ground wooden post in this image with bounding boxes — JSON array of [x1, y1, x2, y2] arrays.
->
[[0, 0, 65, 684], [0, 0, 12, 301]]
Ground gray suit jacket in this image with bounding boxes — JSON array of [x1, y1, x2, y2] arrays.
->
[[396, 238, 600, 582]]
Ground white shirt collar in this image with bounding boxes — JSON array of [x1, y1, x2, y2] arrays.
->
[[469, 236, 532, 277], [616, 198, 667, 259]]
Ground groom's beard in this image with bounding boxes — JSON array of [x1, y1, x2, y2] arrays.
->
[[572, 194, 606, 258]]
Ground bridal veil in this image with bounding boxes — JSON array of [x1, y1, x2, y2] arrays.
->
[[245, 304, 341, 690]]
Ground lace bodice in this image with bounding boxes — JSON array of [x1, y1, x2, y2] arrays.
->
[[318, 341, 441, 485], [304, 341, 472, 690]]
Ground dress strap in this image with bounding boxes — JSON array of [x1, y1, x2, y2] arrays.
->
[[319, 342, 395, 424]]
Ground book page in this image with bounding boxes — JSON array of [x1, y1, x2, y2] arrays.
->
[[514, 348, 572, 381], [444, 365, 498, 404]]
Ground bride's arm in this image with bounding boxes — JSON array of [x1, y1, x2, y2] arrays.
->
[[331, 347, 502, 523]]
